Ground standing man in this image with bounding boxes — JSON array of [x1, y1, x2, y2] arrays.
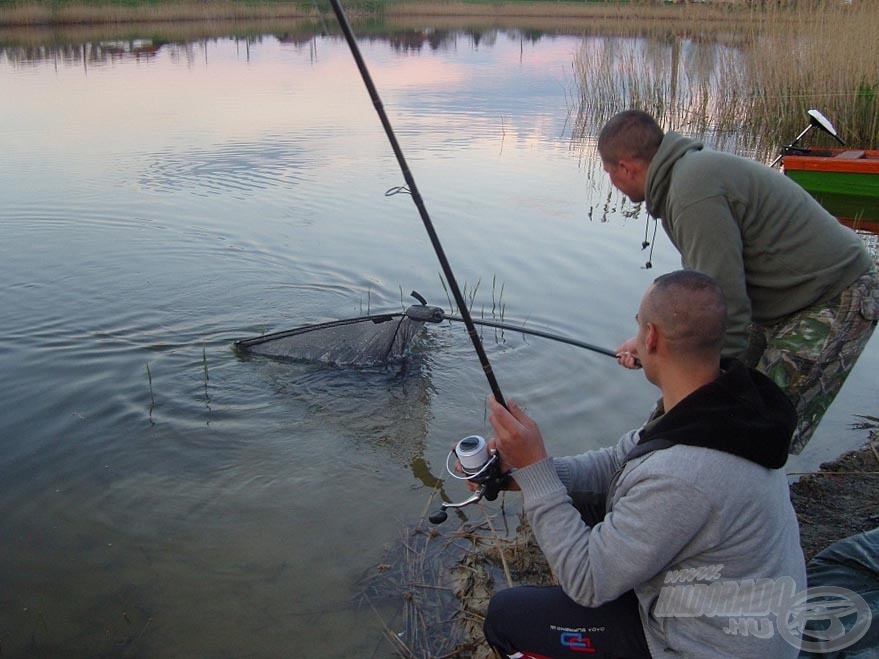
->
[[600, 110, 878, 453], [482, 270, 806, 658]]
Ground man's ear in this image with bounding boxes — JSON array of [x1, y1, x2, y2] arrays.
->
[[616, 159, 633, 178], [619, 158, 646, 180], [645, 322, 659, 353]]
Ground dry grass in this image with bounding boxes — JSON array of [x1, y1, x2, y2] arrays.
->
[[357, 492, 551, 658], [0, 18, 323, 47], [0, 0, 750, 27], [384, 0, 736, 21], [0, 0, 748, 52], [575, 1, 879, 159], [743, 2, 879, 150], [0, 1, 320, 26]]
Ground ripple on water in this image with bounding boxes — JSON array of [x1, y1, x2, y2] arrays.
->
[[138, 137, 311, 198]]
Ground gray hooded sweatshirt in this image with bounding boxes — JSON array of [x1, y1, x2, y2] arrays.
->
[[512, 362, 807, 658], [645, 133, 872, 356]]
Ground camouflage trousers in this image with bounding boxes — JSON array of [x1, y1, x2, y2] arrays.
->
[[741, 268, 879, 455]]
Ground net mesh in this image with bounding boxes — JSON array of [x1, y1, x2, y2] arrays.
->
[[235, 314, 425, 367]]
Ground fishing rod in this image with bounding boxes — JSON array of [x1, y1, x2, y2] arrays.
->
[[402, 296, 617, 359], [327, 0, 506, 409], [445, 316, 617, 359], [409, 297, 626, 523]]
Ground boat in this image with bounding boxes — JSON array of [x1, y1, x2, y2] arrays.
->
[[782, 147, 879, 199], [775, 110, 879, 224]]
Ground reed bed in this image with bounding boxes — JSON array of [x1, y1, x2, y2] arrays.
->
[[574, 1, 879, 159], [357, 499, 552, 658], [742, 1, 879, 150]]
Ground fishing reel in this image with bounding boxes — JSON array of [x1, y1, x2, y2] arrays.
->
[[429, 435, 510, 524]]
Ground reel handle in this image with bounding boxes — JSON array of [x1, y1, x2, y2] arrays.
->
[[429, 467, 511, 524]]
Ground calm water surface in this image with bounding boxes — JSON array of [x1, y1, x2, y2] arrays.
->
[[1, 26, 876, 657]]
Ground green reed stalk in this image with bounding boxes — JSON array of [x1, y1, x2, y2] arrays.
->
[[438, 272, 453, 313]]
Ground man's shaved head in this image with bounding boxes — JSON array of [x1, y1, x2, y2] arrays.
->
[[597, 110, 664, 165], [640, 270, 727, 360]]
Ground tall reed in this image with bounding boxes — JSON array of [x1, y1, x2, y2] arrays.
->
[[744, 1, 879, 150], [575, 1, 879, 159]]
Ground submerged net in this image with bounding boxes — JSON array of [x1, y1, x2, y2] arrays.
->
[[235, 313, 427, 367], [235, 291, 448, 367]]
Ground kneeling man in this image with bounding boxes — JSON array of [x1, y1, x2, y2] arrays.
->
[[483, 270, 806, 658]]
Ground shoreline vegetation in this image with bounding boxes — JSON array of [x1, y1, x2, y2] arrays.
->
[[0, 0, 804, 26], [1, 0, 874, 31], [0, 0, 784, 38]]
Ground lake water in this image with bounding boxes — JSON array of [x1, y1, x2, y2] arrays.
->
[[1, 22, 877, 657]]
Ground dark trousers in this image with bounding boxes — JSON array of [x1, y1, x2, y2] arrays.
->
[[482, 492, 650, 658], [483, 586, 650, 658]]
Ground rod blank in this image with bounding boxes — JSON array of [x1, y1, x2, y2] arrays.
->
[[327, 0, 507, 407]]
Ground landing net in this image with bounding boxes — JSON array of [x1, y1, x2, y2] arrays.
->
[[235, 313, 425, 367], [234, 292, 615, 367]]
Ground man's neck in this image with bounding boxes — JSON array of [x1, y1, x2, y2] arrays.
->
[[660, 362, 721, 412]]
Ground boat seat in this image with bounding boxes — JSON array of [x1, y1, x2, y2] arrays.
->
[[835, 150, 865, 159]]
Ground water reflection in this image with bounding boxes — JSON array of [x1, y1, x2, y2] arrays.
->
[[1, 39, 165, 66], [0, 24, 564, 67]]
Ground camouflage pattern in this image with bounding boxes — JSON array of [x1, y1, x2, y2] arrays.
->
[[742, 269, 879, 455]]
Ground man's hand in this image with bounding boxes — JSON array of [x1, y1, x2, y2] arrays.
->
[[488, 396, 548, 470], [615, 337, 642, 369]]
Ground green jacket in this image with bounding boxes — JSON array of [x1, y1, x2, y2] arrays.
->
[[645, 132, 872, 356]]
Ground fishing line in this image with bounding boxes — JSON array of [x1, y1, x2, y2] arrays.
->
[[327, 0, 507, 407]]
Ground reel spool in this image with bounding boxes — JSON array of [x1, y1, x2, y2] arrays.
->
[[429, 435, 508, 524]]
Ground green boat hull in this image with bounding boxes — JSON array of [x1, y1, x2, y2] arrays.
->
[[785, 169, 879, 199], [810, 193, 879, 225]]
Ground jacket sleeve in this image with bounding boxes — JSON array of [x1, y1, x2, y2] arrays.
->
[[514, 453, 715, 607], [665, 196, 751, 357], [552, 429, 636, 494]]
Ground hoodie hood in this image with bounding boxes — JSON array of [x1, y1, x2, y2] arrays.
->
[[645, 132, 703, 218], [637, 359, 796, 469]]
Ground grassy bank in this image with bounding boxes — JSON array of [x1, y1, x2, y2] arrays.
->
[[0, 0, 764, 28], [0, 0, 319, 26], [0, 1, 760, 66]]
